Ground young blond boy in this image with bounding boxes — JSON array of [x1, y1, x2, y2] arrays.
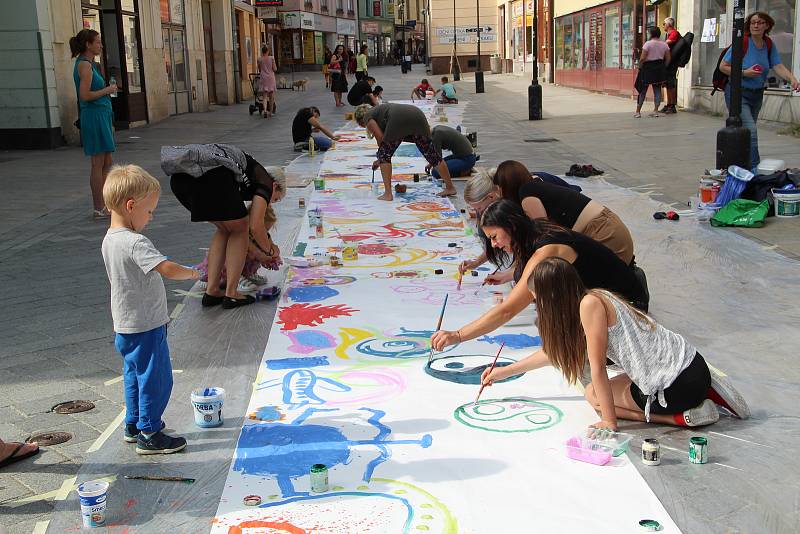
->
[[101, 165, 199, 454]]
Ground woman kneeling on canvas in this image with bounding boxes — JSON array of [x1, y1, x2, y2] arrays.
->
[[431, 199, 648, 353], [480, 258, 750, 429]]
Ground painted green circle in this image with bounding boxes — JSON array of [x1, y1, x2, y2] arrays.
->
[[453, 397, 563, 433]]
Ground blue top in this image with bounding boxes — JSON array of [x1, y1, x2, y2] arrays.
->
[[73, 56, 112, 111], [441, 82, 457, 98], [723, 36, 782, 90]]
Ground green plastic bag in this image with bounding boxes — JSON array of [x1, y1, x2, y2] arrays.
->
[[710, 199, 770, 228]]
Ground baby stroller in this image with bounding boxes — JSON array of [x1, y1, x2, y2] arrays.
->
[[248, 73, 265, 116]]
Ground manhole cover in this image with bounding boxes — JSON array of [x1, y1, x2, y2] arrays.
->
[[52, 400, 95, 414], [523, 138, 559, 143], [27, 431, 72, 446]]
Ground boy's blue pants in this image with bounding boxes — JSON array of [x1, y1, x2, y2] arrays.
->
[[115, 325, 173, 433]]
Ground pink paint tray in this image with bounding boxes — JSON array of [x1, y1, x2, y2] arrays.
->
[[565, 436, 613, 465]]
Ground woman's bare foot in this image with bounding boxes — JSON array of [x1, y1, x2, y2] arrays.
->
[[377, 193, 393, 201], [437, 188, 457, 197]]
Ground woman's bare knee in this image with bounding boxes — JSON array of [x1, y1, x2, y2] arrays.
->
[[225, 218, 249, 233]]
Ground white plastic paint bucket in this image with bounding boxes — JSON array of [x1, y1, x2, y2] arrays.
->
[[77, 480, 108, 528], [773, 189, 800, 218], [191, 387, 225, 428]]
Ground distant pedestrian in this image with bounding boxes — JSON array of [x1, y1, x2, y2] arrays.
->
[[329, 45, 348, 107], [719, 11, 800, 168], [429, 125, 477, 178], [661, 17, 681, 114], [292, 107, 339, 151], [354, 103, 457, 200], [323, 46, 332, 87], [71, 29, 117, 219], [634, 27, 670, 118], [356, 44, 369, 81], [102, 165, 199, 454], [436, 76, 458, 103], [348, 49, 357, 75], [257, 45, 277, 118]]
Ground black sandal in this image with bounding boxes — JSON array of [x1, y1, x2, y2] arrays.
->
[[222, 295, 256, 309], [201, 293, 225, 307]]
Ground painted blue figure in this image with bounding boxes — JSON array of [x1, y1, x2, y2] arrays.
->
[[257, 369, 351, 409], [478, 333, 541, 349], [287, 285, 340, 303], [357, 328, 454, 359], [233, 407, 433, 497], [266, 356, 330, 370]]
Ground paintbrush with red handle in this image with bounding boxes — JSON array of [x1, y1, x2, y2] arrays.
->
[[475, 342, 505, 404], [481, 267, 499, 287]]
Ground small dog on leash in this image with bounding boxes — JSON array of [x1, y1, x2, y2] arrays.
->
[[278, 76, 288, 89], [292, 79, 309, 91]]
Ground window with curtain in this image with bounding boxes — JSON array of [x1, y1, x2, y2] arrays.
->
[[574, 14, 584, 69], [554, 16, 564, 69], [564, 18, 574, 68], [750, 0, 795, 88], [621, 0, 634, 69], [695, 0, 727, 86], [605, 6, 620, 68]]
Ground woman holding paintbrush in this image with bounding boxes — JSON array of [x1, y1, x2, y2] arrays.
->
[[478, 258, 750, 429], [431, 200, 648, 351]]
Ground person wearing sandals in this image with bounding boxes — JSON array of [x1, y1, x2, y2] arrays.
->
[[257, 45, 277, 118], [480, 258, 750, 430], [329, 45, 348, 107], [0, 439, 39, 469], [354, 103, 456, 200], [164, 144, 281, 309], [634, 27, 670, 118], [71, 29, 118, 219]]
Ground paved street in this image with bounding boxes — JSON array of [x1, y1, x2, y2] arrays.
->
[[1, 66, 798, 533]]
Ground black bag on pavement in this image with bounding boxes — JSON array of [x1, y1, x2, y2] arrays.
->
[[740, 170, 800, 216]]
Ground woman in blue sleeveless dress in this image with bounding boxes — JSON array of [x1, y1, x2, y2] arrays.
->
[[70, 29, 117, 218]]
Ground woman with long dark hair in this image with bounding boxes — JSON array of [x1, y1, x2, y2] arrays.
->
[[430, 199, 648, 350], [479, 258, 749, 429], [71, 29, 117, 218], [329, 45, 348, 107], [634, 27, 670, 118]]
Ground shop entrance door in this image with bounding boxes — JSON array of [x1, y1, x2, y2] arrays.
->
[[586, 9, 603, 91]]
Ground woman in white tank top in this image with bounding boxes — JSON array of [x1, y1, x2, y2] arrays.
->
[[481, 258, 749, 430]]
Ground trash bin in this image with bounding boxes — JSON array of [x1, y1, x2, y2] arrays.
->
[[490, 55, 502, 74]]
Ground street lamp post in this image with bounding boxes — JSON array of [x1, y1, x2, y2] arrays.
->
[[452, 0, 461, 80], [475, 0, 484, 92], [528, 0, 542, 119], [716, 0, 750, 169]]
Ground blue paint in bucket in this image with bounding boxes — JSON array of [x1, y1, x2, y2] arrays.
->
[[191, 387, 225, 428]]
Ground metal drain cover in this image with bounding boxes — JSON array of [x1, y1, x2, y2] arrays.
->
[[52, 400, 95, 414], [28, 431, 72, 446]]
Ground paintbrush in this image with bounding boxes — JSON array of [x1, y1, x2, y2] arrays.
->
[[481, 267, 499, 287], [475, 342, 505, 404], [123, 475, 195, 484], [428, 293, 449, 363], [456, 270, 463, 291]]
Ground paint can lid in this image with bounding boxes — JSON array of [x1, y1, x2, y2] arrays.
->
[[638, 519, 662, 531], [448, 242, 457, 247], [689, 436, 708, 445], [434, 269, 444, 274], [243, 495, 262, 506], [310, 463, 328, 472]]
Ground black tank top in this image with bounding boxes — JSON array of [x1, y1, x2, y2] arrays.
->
[[518, 180, 591, 228]]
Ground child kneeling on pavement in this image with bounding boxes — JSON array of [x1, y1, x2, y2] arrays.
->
[[101, 165, 200, 454]]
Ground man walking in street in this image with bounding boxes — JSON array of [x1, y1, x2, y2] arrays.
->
[[662, 17, 681, 114]]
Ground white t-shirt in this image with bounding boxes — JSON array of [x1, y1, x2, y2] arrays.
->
[[642, 39, 670, 62], [101, 227, 169, 334]]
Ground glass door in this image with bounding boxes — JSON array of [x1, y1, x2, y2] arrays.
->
[[587, 9, 603, 91]]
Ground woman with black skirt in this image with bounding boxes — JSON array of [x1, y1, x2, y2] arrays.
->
[[165, 144, 281, 309], [329, 45, 348, 107], [634, 27, 671, 118]]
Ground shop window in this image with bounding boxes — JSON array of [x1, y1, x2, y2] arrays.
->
[[564, 19, 574, 68], [604, 5, 620, 68], [554, 16, 564, 69], [695, 0, 727, 86], [574, 14, 583, 69], [584, 16, 591, 69], [621, 0, 634, 69], [122, 15, 142, 93], [750, 0, 795, 88], [321, 0, 329, 12]]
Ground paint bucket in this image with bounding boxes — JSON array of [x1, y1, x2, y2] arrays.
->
[[191, 387, 225, 428], [342, 243, 358, 261], [77, 480, 108, 528], [773, 188, 800, 218], [699, 178, 716, 203], [314, 177, 325, 191]]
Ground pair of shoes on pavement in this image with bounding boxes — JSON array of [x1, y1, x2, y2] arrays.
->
[[659, 105, 677, 114], [566, 164, 604, 178], [124, 423, 186, 455], [216, 274, 269, 294], [202, 293, 256, 308], [674, 367, 751, 427]]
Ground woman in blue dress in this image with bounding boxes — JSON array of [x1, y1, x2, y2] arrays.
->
[[71, 29, 117, 218]]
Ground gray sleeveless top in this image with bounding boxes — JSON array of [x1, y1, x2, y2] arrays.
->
[[601, 291, 695, 420]]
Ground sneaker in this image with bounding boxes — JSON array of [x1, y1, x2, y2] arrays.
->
[[663, 105, 677, 114], [649, 112, 660, 118], [707, 368, 750, 419], [674, 399, 720, 427], [124, 421, 166, 443], [136, 431, 187, 455], [658, 105, 670, 113], [633, 112, 642, 118]]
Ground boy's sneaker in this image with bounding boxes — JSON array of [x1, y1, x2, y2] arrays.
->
[[124, 421, 166, 443], [136, 431, 187, 455], [707, 368, 750, 419], [673, 399, 720, 427]]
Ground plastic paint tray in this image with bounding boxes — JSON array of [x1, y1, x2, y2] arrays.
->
[[565, 437, 612, 465], [585, 430, 633, 457]]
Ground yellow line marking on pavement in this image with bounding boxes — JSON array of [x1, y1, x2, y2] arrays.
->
[[170, 302, 185, 320], [172, 289, 203, 298], [54, 476, 78, 500], [14, 475, 117, 505], [86, 409, 125, 453], [31, 520, 49, 534], [762, 244, 779, 250], [707, 363, 727, 377]]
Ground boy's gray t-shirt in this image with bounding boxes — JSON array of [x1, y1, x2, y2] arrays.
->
[[101, 227, 169, 334]]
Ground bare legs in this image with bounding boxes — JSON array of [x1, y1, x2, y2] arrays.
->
[[205, 218, 250, 299], [334, 91, 343, 107], [584, 374, 681, 426], [434, 160, 456, 197], [90, 152, 113, 211], [264, 91, 275, 117], [378, 162, 393, 201]]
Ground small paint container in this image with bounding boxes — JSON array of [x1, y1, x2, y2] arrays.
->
[[689, 436, 708, 464], [447, 242, 457, 247], [641, 438, 661, 466], [77, 480, 109, 528], [394, 183, 407, 193], [315, 224, 324, 239], [314, 177, 325, 191], [413, 173, 420, 182], [243, 495, 262, 506], [471, 270, 479, 277], [492, 292, 504, 305], [329, 255, 341, 267], [298, 197, 306, 209], [638, 519, 662, 531], [342, 244, 358, 261], [434, 269, 444, 275], [310, 464, 329, 493]]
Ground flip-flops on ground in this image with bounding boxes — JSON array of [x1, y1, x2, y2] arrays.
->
[[0, 442, 40, 469]]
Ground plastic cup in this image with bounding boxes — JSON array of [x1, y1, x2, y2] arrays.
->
[[77, 480, 109, 528]]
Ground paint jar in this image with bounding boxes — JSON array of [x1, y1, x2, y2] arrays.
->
[[689, 436, 708, 464], [641, 438, 661, 466], [191, 387, 225, 428], [371, 182, 380, 195], [492, 292, 504, 305], [77, 480, 109, 528], [699, 178, 716, 203], [329, 255, 341, 267], [342, 243, 358, 261], [314, 176, 325, 191], [298, 197, 306, 209], [315, 224, 324, 239], [310, 464, 329, 493]]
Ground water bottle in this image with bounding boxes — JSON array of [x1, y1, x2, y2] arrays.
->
[[109, 76, 117, 98]]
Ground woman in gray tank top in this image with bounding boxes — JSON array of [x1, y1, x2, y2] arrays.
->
[[480, 258, 750, 430]]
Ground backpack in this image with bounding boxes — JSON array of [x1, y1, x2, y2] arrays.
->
[[712, 36, 772, 95], [670, 32, 694, 68]]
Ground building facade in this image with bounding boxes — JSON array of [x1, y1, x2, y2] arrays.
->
[[394, 0, 426, 63], [494, 0, 552, 79], [358, 0, 395, 64], [275, 0, 358, 70], [428, 0, 500, 75]]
